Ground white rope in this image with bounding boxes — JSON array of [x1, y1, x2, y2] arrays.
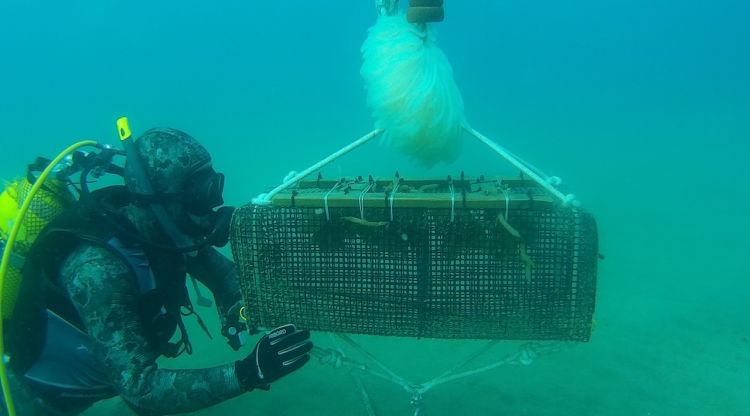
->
[[314, 346, 403, 389], [283, 170, 298, 183], [417, 350, 524, 394], [464, 126, 577, 206], [496, 143, 552, 182], [353, 371, 377, 416], [417, 343, 559, 393], [498, 178, 510, 221], [316, 335, 563, 397], [411, 393, 425, 416], [359, 181, 375, 220], [389, 179, 401, 222], [252, 126, 575, 207], [253, 129, 384, 205], [328, 334, 377, 416], [336, 333, 414, 392], [419, 340, 500, 392], [323, 181, 341, 221], [448, 182, 456, 222]]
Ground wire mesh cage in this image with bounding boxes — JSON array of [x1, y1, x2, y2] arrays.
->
[[231, 175, 598, 342]]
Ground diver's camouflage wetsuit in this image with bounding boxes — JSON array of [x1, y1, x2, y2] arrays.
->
[[5, 238, 248, 415], [5, 240, 246, 416], [5, 200, 247, 416], [58, 243, 244, 414]]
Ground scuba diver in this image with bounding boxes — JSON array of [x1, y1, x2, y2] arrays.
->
[[2, 127, 312, 415]]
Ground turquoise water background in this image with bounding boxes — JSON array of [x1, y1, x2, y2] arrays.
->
[[1, 1, 748, 415]]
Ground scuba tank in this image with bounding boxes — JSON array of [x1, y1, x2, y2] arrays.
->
[[1, 157, 84, 320]]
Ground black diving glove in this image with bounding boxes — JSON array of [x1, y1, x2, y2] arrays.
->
[[235, 324, 313, 391]]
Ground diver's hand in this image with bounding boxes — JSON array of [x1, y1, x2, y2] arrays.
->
[[235, 324, 313, 391]]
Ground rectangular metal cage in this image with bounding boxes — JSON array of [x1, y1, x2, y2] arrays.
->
[[231, 176, 598, 342]]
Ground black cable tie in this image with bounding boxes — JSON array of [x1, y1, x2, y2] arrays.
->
[[291, 190, 298, 207]]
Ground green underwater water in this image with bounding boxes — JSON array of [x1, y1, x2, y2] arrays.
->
[[1, 1, 749, 415]]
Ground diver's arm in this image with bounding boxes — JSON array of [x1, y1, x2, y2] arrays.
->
[[60, 244, 244, 415], [186, 247, 243, 322]]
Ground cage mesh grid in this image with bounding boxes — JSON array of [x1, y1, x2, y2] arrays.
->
[[231, 178, 598, 342]]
